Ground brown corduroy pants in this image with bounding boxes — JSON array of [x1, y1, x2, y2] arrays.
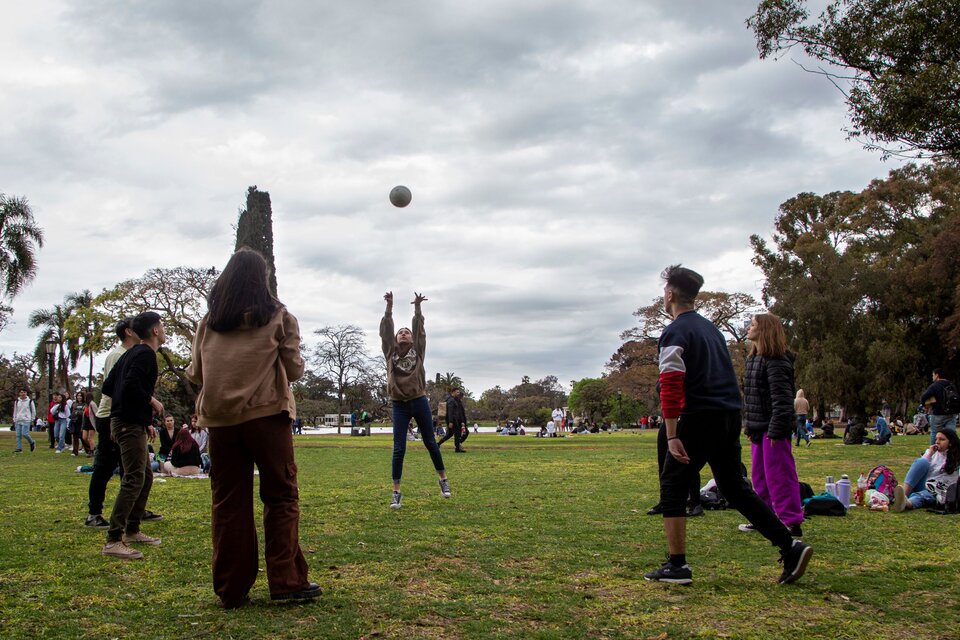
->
[[209, 413, 310, 606]]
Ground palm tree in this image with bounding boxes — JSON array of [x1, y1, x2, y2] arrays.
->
[[64, 290, 100, 391], [436, 372, 464, 395], [29, 301, 76, 396], [0, 194, 44, 298]]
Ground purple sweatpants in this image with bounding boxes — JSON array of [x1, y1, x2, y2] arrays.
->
[[750, 434, 804, 528]]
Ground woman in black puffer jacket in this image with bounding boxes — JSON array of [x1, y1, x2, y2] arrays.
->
[[741, 313, 804, 538]]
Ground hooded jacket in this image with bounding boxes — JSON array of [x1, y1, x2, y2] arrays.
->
[[380, 308, 426, 401], [743, 352, 796, 442], [186, 307, 304, 428]]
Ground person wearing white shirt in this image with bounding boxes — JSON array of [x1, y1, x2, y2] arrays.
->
[[12, 388, 37, 453]]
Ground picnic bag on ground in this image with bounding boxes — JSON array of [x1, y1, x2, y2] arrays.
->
[[803, 492, 847, 516], [866, 465, 898, 500]]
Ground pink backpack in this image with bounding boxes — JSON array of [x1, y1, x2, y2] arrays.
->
[[866, 465, 898, 500]]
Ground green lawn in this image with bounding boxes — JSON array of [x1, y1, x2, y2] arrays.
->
[[0, 430, 955, 639]]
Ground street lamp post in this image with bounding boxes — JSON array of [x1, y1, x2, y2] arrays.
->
[[44, 338, 57, 432]]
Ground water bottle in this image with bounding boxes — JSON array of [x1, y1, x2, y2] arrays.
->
[[825, 475, 836, 497], [836, 475, 851, 507]]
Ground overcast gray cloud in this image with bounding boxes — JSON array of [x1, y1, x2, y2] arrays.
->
[[0, 0, 903, 393]]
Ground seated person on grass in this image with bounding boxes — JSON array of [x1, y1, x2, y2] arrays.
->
[[161, 427, 204, 476], [892, 429, 959, 512], [864, 413, 892, 445]]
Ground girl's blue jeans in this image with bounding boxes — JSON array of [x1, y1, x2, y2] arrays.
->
[[391, 396, 444, 483]]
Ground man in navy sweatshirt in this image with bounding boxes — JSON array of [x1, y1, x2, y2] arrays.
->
[[644, 265, 812, 586], [100, 311, 165, 560]]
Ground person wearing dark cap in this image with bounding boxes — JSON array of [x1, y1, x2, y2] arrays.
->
[[644, 265, 812, 586]]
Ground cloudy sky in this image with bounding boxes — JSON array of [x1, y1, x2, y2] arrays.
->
[[1, 0, 905, 394]]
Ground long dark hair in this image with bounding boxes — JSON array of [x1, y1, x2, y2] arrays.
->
[[942, 428, 960, 476], [206, 248, 280, 332], [171, 426, 197, 457]]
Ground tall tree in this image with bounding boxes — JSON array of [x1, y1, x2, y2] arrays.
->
[[312, 324, 372, 434], [748, 0, 960, 159], [568, 378, 610, 421], [94, 266, 219, 404], [63, 289, 104, 391], [28, 300, 75, 396], [0, 194, 44, 300], [235, 186, 278, 296]]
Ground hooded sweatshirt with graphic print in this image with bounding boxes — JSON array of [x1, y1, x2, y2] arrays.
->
[[380, 307, 426, 401]]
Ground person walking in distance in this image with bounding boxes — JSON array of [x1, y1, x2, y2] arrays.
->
[[380, 291, 449, 509], [187, 248, 319, 608], [438, 387, 468, 452], [12, 388, 36, 453], [100, 312, 166, 559], [644, 265, 812, 586], [794, 389, 810, 447]]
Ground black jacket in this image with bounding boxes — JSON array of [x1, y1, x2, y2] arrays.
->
[[743, 353, 796, 442], [444, 393, 467, 427], [102, 344, 158, 426]]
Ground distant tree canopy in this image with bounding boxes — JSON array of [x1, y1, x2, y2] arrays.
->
[[752, 160, 960, 418], [748, 0, 960, 159], [235, 186, 278, 296]]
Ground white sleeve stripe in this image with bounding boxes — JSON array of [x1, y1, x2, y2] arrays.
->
[[659, 346, 685, 373]]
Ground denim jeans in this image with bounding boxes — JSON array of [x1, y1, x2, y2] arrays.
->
[[903, 457, 937, 508], [391, 396, 444, 483], [14, 421, 35, 451], [54, 417, 69, 451], [794, 415, 809, 446], [928, 414, 957, 445]]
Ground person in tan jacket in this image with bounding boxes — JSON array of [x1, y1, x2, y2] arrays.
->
[[187, 248, 319, 608], [794, 389, 811, 447], [380, 291, 449, 509]]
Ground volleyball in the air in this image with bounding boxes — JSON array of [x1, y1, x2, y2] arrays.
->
[[389, 185, 412, 208]]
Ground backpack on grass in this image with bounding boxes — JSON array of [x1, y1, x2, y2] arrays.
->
[[803, 493, 846, 516], [866, 465, 898, 500]]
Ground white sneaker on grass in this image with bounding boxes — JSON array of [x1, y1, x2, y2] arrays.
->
[[390, 491, 402, 509], [439, 478, 451, 498], [102, 540, 143, 560]]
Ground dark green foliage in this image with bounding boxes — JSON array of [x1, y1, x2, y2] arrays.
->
[[0, 193, 44, 300], [752, 161, 960, 417], [748, 0, 960, 159], [235, 186, 278, 296]]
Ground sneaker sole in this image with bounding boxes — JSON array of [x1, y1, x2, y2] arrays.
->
[[123, 538, 161, 546], [780, 546, 813, 585], [643, 576, 693, 585], [85, 522, 110, 529], [102, 550, 143, 560], [390, 504, 402, 509]]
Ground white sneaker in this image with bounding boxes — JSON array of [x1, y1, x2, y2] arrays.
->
[[123, 531, 161, 545], [390, 491, 402, 509], [738, 523, 756, 533], [439, 478, 451, 498], [102, 540, 144, 560], [892, 485, 907, 512]]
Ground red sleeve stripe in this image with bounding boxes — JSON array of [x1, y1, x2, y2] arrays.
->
[[659, 371, 685, 419]]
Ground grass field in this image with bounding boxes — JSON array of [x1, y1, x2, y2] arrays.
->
[[0, 430, 956, 639]]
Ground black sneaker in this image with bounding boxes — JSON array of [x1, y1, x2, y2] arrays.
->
[[29, 441, 36, 452], [644, 561, 693, 585], [790, 524, 803, 539], [142, 510, 163, 522], [390, 491, 402, 509], [85, 514, 110, 529], [778, 540, 813, 584], [686, 504, 705, 517], [646, 503, 663, 516], [271, 582, 321, 602], [13, 449, 22, 453]]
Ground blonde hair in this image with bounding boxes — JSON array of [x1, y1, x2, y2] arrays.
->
[[747, 313, 788, 358]]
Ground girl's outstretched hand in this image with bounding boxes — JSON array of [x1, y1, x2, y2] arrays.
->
[[412, 292, 428, 305]]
